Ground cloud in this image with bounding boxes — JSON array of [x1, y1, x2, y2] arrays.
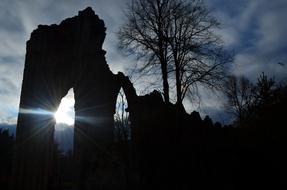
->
[[0, 57, 24, 124], [0, 0, 130, 125], [233, 1, 287, 80], [198, 0, 287, 122], [255, 5, 287, 54], [0, 0, 286, 126], [208, 0, 287, 80]]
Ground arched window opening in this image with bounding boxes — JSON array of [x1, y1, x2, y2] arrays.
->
[[54, 88, 75, 153], [114, 88, 130, 142]]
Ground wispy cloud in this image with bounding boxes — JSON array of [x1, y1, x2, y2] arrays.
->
[[208, 0, 287, 81], [0, 0, 286, 125], [0, 0, 129, 125], [190, 0, 287, 122]]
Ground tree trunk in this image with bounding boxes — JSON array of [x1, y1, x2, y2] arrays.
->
[[175, 61, 182, 105], [161, 61, 170, 103]]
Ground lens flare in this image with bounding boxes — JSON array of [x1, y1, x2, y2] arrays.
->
[[54, 92, 75, 126]]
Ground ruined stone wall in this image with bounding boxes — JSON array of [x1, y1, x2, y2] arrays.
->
[[14, 8, 121, 190]]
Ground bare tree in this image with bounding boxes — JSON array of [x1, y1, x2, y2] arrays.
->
[[118, 0, 172, 103], [118, 0, 230, 105], [254, 72, 276, 106], [223, 75, 254, 123]]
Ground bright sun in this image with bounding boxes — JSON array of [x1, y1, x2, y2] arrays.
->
[[54, 90, 75, 126]]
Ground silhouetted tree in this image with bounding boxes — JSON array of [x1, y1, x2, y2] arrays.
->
[[247, 72, 285, 124], [223, 75, 254, 123], [118, 0, 230, 105], [203, 115, 213, 127], [0, 129, 14, 189], [223, 73, 286, 125], [118, 0, 171, 102], [253, 72, 277, 106]]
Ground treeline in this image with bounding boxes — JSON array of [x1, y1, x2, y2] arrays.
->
[[0, 129, 14, 189], [223, 72, 287, 126], [1, 73, 286, 189], [111, 73, 287, 189]]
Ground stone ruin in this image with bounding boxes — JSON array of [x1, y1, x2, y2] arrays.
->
[[14, 7, 184, 190], [13, 7, 135, 190], [9, 5, 286, 190]]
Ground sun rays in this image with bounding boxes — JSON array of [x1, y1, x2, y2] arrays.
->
[[54, 89, 75, 127]]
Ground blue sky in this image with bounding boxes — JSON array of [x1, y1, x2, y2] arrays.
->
[[0, 0, 286, 128]]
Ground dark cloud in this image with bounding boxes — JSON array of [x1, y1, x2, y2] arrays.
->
[[0, 0, 286, 125], [194, 0, 287, 123], [0, 0, 130, 125], [207, 0, 287, 81]]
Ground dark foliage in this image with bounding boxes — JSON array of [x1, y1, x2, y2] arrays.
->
[[0, 129, 14, 189], [6, 6, 286, 190], [122, 84, 287, 189]]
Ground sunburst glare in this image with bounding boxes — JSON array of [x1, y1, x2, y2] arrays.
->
[[54, 89, 75, 126]]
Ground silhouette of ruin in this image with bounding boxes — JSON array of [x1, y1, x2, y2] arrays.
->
[[14, 7, 125, 190], [11, 7, 287, 190]]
